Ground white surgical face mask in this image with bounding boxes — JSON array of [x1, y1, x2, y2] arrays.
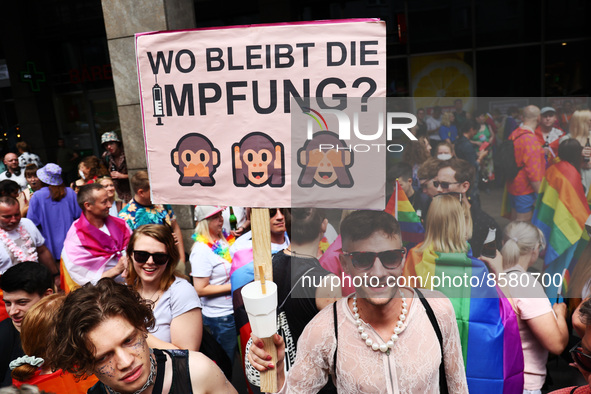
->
[[437, 153, 452, 160], [79, 169, 86, 179]]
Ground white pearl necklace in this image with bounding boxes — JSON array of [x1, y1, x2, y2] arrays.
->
[[352, 291, 407, 353]]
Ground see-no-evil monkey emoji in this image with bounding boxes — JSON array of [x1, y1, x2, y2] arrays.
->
[[171, 133, 220, 186], [232, 132, 285, 187], [297, 131, 354, 188]]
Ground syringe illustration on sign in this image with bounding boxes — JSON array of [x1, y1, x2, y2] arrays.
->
[[152, 75, 164, 126]]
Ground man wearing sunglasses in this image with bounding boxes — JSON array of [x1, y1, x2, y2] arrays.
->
[[230, 208, 290, 259], [61, 184, 131, 291], [434, 157, 501, 258], [248, 210, 467, 393]]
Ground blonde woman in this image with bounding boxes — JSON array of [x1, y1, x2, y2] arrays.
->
[[98, 176, 123, 216], [439, 112, 458, 143], [568, 109, 591, 146], [404, 194, 524, 391], [500, 221, 568, 393], [420, 193, 472, 255], [567, 110, 591, 190], [190, 205, 236, 361]]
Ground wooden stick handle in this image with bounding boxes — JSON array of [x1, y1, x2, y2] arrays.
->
[[251, 208, 277, 391], [260, 336, 278, 393], [251, 208, 272, 281], [259, 266, 267, 294]]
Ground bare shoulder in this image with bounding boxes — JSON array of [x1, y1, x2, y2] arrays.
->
[[188, 351, 237, 394]]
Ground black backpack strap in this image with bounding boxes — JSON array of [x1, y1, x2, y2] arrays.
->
[[332, 301, 338, 381], [151, 348, 167, 394], [278, 267, 315, 310], [415, 288, 448, 394]]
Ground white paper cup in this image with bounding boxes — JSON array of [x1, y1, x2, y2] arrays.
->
[[241, 280, 278, 338]]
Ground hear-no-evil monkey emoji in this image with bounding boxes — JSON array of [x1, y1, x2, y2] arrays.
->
[[171, 133, 220, 186], [297, 131, 354, 188], [232, 132, 285, 187]]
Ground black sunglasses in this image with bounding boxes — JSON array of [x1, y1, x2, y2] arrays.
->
[[269, 208, 289, 217], [341, 249, 406, 271], [132, 251, 170, 265], [432, 180, 461, 189], [570, 341, 591, 372]]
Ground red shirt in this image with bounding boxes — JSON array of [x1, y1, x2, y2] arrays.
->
[[508, 126, 546, 196]]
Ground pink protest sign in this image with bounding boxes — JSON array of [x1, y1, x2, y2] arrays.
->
[[135, 19, 386, 207]]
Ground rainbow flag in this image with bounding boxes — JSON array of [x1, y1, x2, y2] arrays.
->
[[545, 233, 588, 302], [404, 244, 524, 393], [562, 269, 571, 296], [532, 160, 590, 299], [384, 180, 425, 249]]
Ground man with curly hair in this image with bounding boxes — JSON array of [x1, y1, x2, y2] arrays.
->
[[50, 278, 236, 394]]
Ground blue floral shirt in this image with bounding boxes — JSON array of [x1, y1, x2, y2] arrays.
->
[[118, 200, 176, 230]]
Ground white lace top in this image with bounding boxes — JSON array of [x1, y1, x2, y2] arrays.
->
[[278, 288, 468, 394]]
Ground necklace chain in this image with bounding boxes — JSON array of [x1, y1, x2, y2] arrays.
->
[[104, 350, 156, 394], [142, 287, 161, 303], [352, 291, 408, 354]]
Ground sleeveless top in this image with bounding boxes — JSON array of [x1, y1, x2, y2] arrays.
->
[[88, 349, 192, 394]]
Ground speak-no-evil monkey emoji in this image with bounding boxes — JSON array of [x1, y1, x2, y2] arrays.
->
[[232, 132, 285, 188], [171, 133, 220, 186], [297, 131, 354, 188]]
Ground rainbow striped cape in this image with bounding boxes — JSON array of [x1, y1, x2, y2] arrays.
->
[[404, 243, 524, 393], [384, 180, 425, 249], [532, 160, 590, 299]]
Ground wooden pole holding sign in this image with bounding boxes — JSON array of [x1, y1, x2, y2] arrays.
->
[[251, 208, 277, 393]]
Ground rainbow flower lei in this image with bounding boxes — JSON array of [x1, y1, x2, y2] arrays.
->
[[192, 229, 235, 263]]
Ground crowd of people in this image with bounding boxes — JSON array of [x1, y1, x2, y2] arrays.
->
[[1, 100, 591, 394]]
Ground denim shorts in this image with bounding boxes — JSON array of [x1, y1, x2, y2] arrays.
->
[[203, 314, 237, 362], [509, 192, 537, 213]]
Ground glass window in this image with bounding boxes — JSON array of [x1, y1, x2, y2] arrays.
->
[[545, 0, 590, 41], [545, 40, 591, 97], [475, 0, 541, 47], [387, 58, 409, 97], [476, 46, 541, 96], [408, 0, 472, 53], [53, 90, 119, 156]]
